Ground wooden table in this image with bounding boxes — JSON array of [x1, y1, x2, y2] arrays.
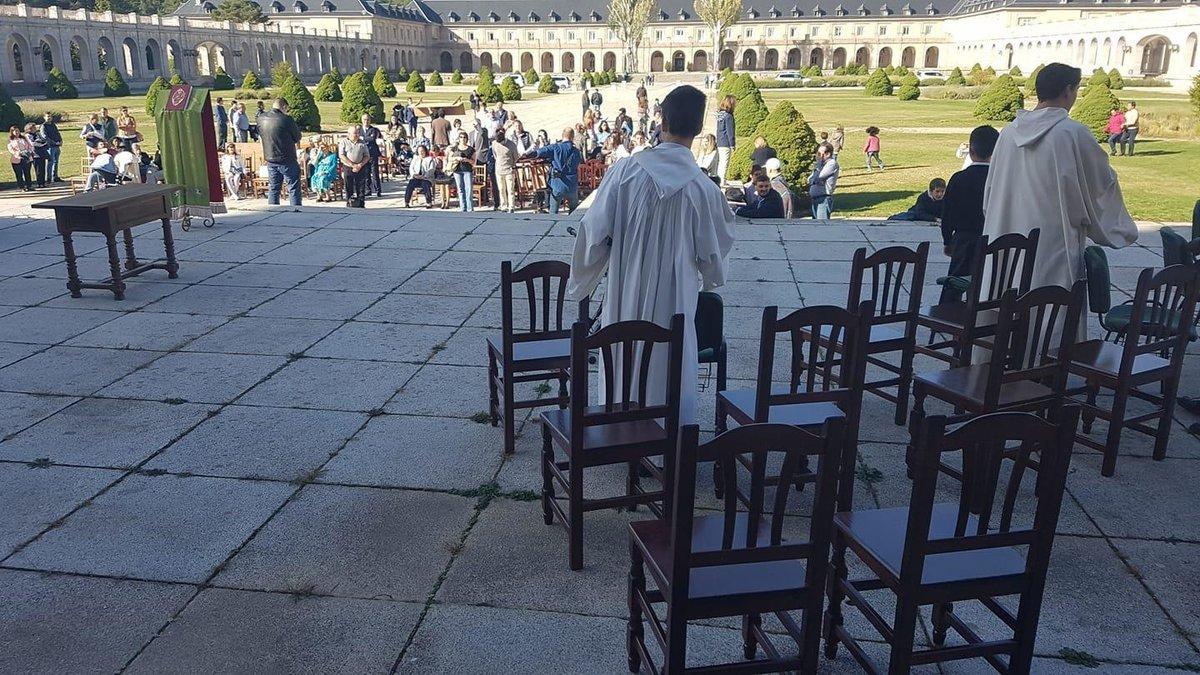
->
[[32, 184, 182, 300]]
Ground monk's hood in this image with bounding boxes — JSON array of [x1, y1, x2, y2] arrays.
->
[[1005, 107, 1069, 148], [629, 142, 706, 199]]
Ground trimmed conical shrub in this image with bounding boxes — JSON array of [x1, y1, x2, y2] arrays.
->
[[45, 67, 78, 99], [427, 70, 443, 86], [329, 67, 343, 85], [241, 69, 264, 90], [270, 60, 294, 86], [144, 76, 169, 114], [212, 66, 235, 90], [279, 74, 321, 131], [1108, 69, 1125, 90], [1070, 82, 1121, 142], [451, 69, 463, 84], [1088, 68, 1109, 87], [103, 67, 129, 97], [523, 67, 538, 86], [897, 79, 920, 101], [864, 68, 893, 96], [476, 67, 503, 103], [945, 67, 966, 86], [499, 76, 521, 101], [1028, 64, 1045, 90], [973, 74, 1025, 122], [0, 84, 25, 132], [397, 66, 409, 83], [727, 100, 817, 185], [729, 74, 768, 138], [169, 72, 185, 86], [373, 66, 396, 98], [314, 72, 342, 102], [1009, 66, 1022, 76], [341, 71, 383, 123], [406, 70, 426, 93], [537, 73, 558, 93]]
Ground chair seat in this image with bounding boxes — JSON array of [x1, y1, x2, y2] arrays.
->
[[1065, 340, 1172, 380], [935, 275, 972, 293], [1101, 303, 1197, 340], [630, 514, 807, 601], [914, 363, 1054, 408], [541, 407, 667, 452], [834, 504, 1026, 587], [919, 302, 999, 332], [718, 388, 846, 428], [486, 335, 571, 368], [816, 323, 906, 346]]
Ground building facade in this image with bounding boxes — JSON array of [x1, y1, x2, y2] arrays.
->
[[2, 0, 1197, 95]]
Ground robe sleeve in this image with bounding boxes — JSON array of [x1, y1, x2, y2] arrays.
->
[[693, 182, 737, 292], [566, 161, 622, 301], [1074, 130, 1138, 249]]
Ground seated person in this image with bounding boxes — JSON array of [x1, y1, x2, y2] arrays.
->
[[939, 125, 1000, 303], [764, 158, 794, 219], [112, 143, 140, 183], [750, 136, 776, 167], [741, 165, 766, 205], [735, 174, 784, 219], [85, 150, 120, 191], [404, 144, 437, 207], [890, 178, 946, 221]]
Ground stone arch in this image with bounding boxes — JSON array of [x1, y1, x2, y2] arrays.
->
[[741, 48, 756, 70], [439, 50, 453, 72], [809, 47, 823, 67], [1102, 37, 1112, 66], [1074, 39, 1084, 65], [877, 46, 892, 68], [520, 52, 533, 71], [582, 51, 595, 72], [855, 46, 870, 67], [901, 45, 915, 67], [650, 50, 664, 71], [923, 46, 938, 68], [540, 51, 553, 73], [318, 46, 327, 72], [1138, 35, 1170, 76], [786, 47, 801, 68], [70, 35, 88, 78], [500, 52, 513, 71], [831, 47, 846, 69], [719, 48, 734, 70], [1088, 38, 1098, 65], [1004, 43, 1013, 70], [692, 50, 708, 72], [5, 33, 31, 83], [96, 36, 114, 73], [38, 35, 58, 74], [763, 48, 778, 70], [460, 51, 474, 72], [1186, 33, 1197, 68], [671, 50, 685, 71], [121, 37, 139, 78], [603, 51, 616, 71], [562, 52, 575, 72], [480, 51, 493, 70], [166, 39, 182, 76]]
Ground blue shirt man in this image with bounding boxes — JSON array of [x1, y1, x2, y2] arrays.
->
[[530, 128, 582, 214], [214, 97, 228, 147]]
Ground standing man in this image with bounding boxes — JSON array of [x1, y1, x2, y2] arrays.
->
[[526, 127, 582, 214], [491, 129, 519, 212], [359, 113, 384, 197], [257, 98, 303, 206], [1122, 101, 1140, 156], [98, 107, 117, 142], [404, 100, 419, 137], [430, 110, 452, 148], [807, 142, 840, 219], [215, 97, 229, 148], [233, 103, 250, 142], [589, 86, 603, 117], [580, 86, 590, 118], [40, 112, 62, 183], [983, 63, 1136, 329], [339, 125, 371, 207], [764, 157, 793, 219], [939, 125, 999, 303], [566, 85, 736, 423]]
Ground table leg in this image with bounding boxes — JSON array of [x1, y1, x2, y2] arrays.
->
[[122, 229, 139, 271], [61, 232, 82, 298], [105, 233, 126, 300], [161, 217, 179, 279]]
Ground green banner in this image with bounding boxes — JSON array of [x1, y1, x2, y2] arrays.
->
[[154, 85, 219, 214]]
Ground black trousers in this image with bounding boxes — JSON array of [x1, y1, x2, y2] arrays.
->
[[344, 166, 368, 202], [11, 159, 32, 188], [31, 157, 47, 186], [939, 231, 981, 304], [404, 178, 433, 204], [367, 156, 382, 195]]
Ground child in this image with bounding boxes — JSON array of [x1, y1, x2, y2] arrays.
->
[[864, 126, 884, 171], [889, 178, 946, 221]]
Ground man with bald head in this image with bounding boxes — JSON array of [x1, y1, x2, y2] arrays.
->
[[525, 126, 582, 214]]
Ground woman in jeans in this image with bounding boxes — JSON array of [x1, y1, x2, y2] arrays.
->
[[7, 126, 34, 191], [448, 132, 476, 212], [714, 95, 736, 185]]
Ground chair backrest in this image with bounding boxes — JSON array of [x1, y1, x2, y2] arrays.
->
[[1123, 265, 1200, 364], [569, 313, 684, 437], [984, 282, 1084, 407], [1082, 246, 1112, 317], [695, 291, 724, 353], [847, 242, 929, 328], [969, 229, 1040, 311], [1160, 227, 1194, 267], [668, 420, 844, 587], [500, 260, 589, 358], [904, 406, 1081, 594]]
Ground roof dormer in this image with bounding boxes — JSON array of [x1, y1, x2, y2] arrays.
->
[[833, 3, 848, 15]]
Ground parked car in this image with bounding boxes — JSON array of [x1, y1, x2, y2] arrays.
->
[[915, 69, 943, 79], [550, 74, 572, 90], [775, 70, 802, 80], [499, 73, 529, 87]]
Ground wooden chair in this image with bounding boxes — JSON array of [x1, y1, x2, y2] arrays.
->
[[714, 302, 873, 511], [1160, 226, 1195, 266], [825, 406, 1080, 674], [628, 420, 845, 674], [916, 230, 1040, 366], [578, 159, 605, 198], [472, 163, 489, 207], [1064, 265, 1200, 476], [540, 314, 685, 570], [486, 261, 589, 455], [695, 291, 727, 393]]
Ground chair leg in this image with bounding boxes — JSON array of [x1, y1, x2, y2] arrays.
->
[[487, 352, 500, 427], [713, 398, 726, 500], [741, 613, 761, 660], [557, 371, 569, 409], [906, 384, 927, 480], [895, 346, 915, 426], [887, 598, 920, 675], [503, 377, 516, 455], [1081, 380, 1098, 434], [569, 461, 584, 570], [663, 608, 687, 674], [626, 461, 639, 512], [1154, 376, 1181, 462], [823, 530, 847, 659], [628, 541, 646, 674], [1102, 382, 1130, 477], [717, 350, 728, 393], [541, 424, 555, 526], [931, 601, 953, 646]]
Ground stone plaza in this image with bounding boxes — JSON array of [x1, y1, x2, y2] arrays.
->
[[0, 189, 1198, 672]]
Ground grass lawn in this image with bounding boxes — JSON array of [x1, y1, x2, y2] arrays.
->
[[8, 84, 545, 186], [752, 88, 1199, 222]]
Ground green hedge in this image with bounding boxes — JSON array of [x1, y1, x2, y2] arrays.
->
[[373, 67, 397, 98], [314, 73, 342, 102], [864, 68, 893, 96], [451, 69, 463, 84], [499, 76, 521, 100], [341, 71, 383, 124], [727, 100, 817, 185], [406, 71, 426, 93], [278, 74, 321, 131], [0, 84, 25, 131], [1071, 82, 1121, 142], [212, 66, 235, 91], [945, 67, 966, 87], [144, 76, 169, 115], [45, 67, 78, 99], [538, 74, 558, 94], [241, 70, 264, 90], [427, 71, 443, 86], [103, 67, 129, 97], [973, 75, 1024, 121]]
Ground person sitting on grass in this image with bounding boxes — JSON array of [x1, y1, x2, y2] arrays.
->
[[735, 174, 784, 219], [889, 178, 946, 222]]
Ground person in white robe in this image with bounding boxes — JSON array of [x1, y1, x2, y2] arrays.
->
[[566, 85, 736, 425], [982, 62, 1138, 339]]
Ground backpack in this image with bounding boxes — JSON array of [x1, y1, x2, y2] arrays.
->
[[590, 91, 602, 106]]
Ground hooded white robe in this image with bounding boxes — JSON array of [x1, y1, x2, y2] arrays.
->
[[567, 142, 736, 424], [982, 107, 1138, 340]]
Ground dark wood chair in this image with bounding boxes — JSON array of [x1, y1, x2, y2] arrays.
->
[[1159, 226, 1195, 266], [486, 261, 589, 455], [1065, 265, 1200, 476], [540, 314, 685, 570], [916, 230, 1040, 367], [825, 406, 1081, 674], [714, 302, 873, 510], [472, 163, 490, 207], [628, 420, 845, 674], [695, 291, 727, 393]]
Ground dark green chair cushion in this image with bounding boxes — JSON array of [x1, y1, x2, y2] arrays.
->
[[935, 275, 971, 293]]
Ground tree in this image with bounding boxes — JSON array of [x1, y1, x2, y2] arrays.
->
[[945, 67, 966, 86], [45, 67, 78, 99], [144, 76, 169, 114], [805, 64, 822, 77], [1108, 68, 1125, 90], [538, 73, 559, 93], [477, 66, 503, 103], [373, 66, 396, 97], [241, 69, 264, 90], [103, 67, 130, 97], [973, 74, 1025, 122], [340, 71, 383, 123], [864, 68, 893, 96], [499, 76, 522, 100], [427, 70, 443, 86], [212, 66, 235, 90], [1070, 82, 1120, 142], [328, 67, 343, 85], [1192, 74, 1200, 122], [695, 0, 741, 74], [1088, 68, 1109, 87], [1028, 63, 1044, 89], [607, 0, 655, 74], [728, 101, 816, 184], [397, 66, 409, 83], [406, 70, 426, 93], [1009, 66, 1022, 76], [210, 0, 267, 22], [0, 84, 25, 132], [451, 69, 463, 84], [897, 78, 920, 101], [314, 72, 342, 101], [271, 60, 295, 86], [524, 67, 539, 86], [169, 72, 185, 86], [279, 74, 321, 131], [728, 74, 768, 139]]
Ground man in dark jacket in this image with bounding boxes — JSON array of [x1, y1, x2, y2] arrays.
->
[[359, 113, 384, 197], [40, 112, 63, 183], [938, 125, 999, 302], [735, 174, 784, 219], [257, 98, 303, 206], [215, 97, 228, 147]]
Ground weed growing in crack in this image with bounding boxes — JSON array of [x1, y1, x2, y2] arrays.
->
[[469, 411, 492, 424], [26, 457, 53, 469], [290, 467, 328, 486]]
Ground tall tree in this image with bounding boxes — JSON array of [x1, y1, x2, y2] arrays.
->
[[695, 0, 742, 74], [210, 0, 267, 23], [606, 0, 654, 74]]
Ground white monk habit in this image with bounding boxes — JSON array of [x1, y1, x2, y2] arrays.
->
[[982, 107, 1138, 336], [566, 142, 736, 424]]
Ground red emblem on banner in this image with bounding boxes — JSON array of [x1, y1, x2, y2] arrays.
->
[[165, 85, 193, 111]]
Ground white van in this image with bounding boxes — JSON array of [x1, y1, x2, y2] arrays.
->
[[916, 69, 943, 79], [551, 75, 572, 90]]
